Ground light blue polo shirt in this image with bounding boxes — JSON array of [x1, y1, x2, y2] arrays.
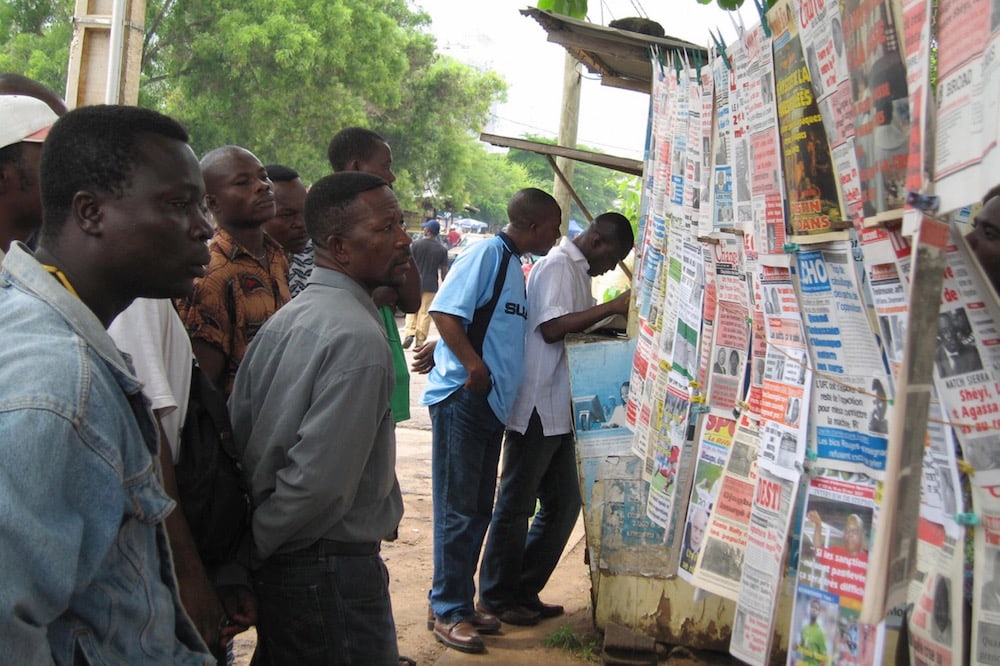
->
[[421, 233, 527, 422]]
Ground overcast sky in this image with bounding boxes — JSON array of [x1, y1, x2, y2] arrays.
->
[[413, 0, 758, 160]]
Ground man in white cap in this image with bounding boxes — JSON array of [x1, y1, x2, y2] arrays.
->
[[0, 94, 59, 257]]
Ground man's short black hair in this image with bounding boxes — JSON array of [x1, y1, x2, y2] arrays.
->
[[264, 163, 300, 183], [40, 105, 189, 239], [327, 127, 386, 171], [305, 171, 389, 243], [592, 212, 635, 253]]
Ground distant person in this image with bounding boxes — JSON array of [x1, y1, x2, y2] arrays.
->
[[262, 164, 309, 258], [402, 218, 449, 350], [328, 126, 420, 423], [176, 145, 290, 397], [447, 225, 461, 248], [422, 188, 561, 654], [231, 172, 410, 663], [479, 213, 633, 625], [969, 188, 1000, 293], [0, 104, 213, 664], [0, 94, 59, 256]]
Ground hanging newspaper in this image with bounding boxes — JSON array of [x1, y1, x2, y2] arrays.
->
[[759, 263, 813, 468], [770, 0, 849, 239], [795, 0, 866, 224], [690, 412, 760, 599], [711, 54, 736, 233], [734, 24, 789, 257], [906, 515, 967, 663], [730, 459, 801, 665], [705, 236, 751, 414], [842, 0, 911, 222], [930, 0, 1000, 212], [677, 415, 737, 582], [790, 471, 883, 666], [793, 241, 893, 476]]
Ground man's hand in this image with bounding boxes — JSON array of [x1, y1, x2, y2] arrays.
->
[[465, 361, 492, 394], [177, 575, 226, 655], [608, 289, 632, 316], [217, 585, 258, 642], [411, 340, 436, 374]]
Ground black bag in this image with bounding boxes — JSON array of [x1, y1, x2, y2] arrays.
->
[[174, 361, 250, 568]]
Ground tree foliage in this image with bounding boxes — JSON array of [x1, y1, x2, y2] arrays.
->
[[506, 135, 639, 224]]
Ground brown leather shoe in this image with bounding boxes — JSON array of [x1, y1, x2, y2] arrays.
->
[[476, 601, 540, 626], [521, 598, 565, 618], [427, 605, 501, 634], [432, 618, 485, 653]]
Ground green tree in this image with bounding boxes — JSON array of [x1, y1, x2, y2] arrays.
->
[[0, 0, 72, 94], [506, 135, 639, 224]]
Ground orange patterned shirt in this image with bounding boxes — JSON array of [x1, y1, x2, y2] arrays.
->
[[176, 228, 290, 396]]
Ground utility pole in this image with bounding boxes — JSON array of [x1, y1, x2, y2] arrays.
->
[[66, 0, 146, 107], [554, 52, 581, 235]]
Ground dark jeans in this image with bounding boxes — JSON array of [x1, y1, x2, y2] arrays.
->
[[251, 542, 398, 665], [479, 409, 582, 610], [428, 387, 504, 622]]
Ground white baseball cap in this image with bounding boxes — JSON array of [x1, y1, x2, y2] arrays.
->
[[0, 95, 59, 150]]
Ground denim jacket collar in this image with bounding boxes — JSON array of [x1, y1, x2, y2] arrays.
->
[[1, 243, 142, 394]]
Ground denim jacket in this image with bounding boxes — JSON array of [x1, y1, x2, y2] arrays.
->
[[0, 244, 210, 665]]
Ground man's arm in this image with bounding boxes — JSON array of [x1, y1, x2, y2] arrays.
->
[[431, 312, 491, 393], [538, 290, 630, 344], [191, 340, 226, 394]]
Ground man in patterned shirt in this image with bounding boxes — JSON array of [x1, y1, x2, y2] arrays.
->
[[176, 145, 290, 396]]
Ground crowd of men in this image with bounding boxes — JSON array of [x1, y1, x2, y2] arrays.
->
[[0, 74, 635, 664]]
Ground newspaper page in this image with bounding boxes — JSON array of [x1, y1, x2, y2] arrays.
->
[[705, 236, 751, 413], [698, 66, 716, 234], [971, 484, 1000, 665], [919, 401, 964, 539], [685, 67, 709, 230], [791, 471, 883, 666], [842, 0, 911, 223], [730, 460, 801, 665], [792, 241, 893, 476], [677, 415, 737, 583], [770, 0, 850, 239], [906, 516, 967, 665], [862, 216, 950, 624], [645, 369, 694, 532], [796, 0, 866, 225], [899, 0, 932, 231], [931, 0, 1000, 212], [690, 412, 760, 599], [933, 225, 1000, 487], [737, 24, 791, 257], [759, 263, 813, 468], [711, 54, 736, 233]]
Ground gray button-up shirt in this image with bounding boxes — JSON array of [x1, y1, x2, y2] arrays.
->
[[230, 267, 403, 560]]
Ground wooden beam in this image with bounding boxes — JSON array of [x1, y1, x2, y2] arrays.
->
[[479, 133, 643, 177], [66, 0, 146, 108]]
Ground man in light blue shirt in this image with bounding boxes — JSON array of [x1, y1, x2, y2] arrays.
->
[[422, 188, 561, 654]]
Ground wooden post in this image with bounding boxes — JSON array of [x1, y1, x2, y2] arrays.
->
[[66, 0, 146, 108], [553, 52, 581, 236]]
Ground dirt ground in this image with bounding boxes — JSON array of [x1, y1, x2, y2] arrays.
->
[[232, 316, 737, 665]]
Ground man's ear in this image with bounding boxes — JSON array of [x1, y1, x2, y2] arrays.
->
[[204, 193, 219, 214], [0, 162, 14, 196], [328, 234, 350, 265], [72, 191, 103, 236]]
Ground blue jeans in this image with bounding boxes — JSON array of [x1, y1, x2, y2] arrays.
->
[[428, 387, 505, 622], [251, 543, 398, 665], [480, 409, 582, 610]]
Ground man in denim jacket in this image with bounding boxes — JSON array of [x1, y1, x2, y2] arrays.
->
[[0, 105, 214, 664]]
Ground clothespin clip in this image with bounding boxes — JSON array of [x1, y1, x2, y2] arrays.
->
[[690, 394, 706, 404], [745, 316, 754, 325], [673, 52, 683, 85], [693, 48, 704, 74], [729, 7, 746, 40], [906, 191, 940, 213], [710, 29, 732, 71], [736, 400, 750, 412], [754, 0, 771, 38], [689, 380, 701, 389], [691, 404, 711, 414], [783, 241, 800, 254], [805, 449, 818, 462], [957, 459, 975, 476], [954, 512, 980, 526]]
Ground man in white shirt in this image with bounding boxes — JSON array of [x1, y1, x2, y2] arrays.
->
[[478, 212, 633, 623]]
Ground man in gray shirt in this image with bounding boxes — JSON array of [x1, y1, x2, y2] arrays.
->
[[229, 172, 411, 664]]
